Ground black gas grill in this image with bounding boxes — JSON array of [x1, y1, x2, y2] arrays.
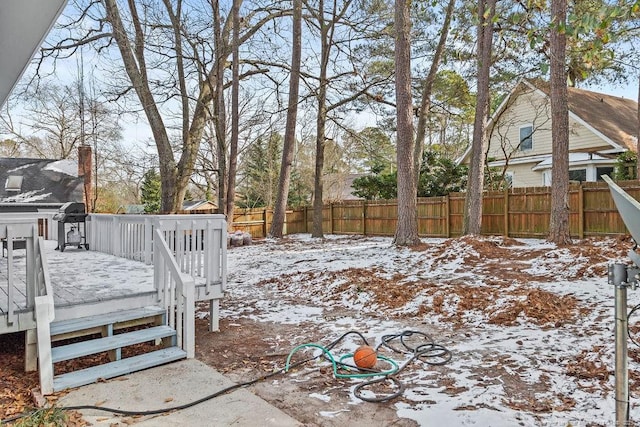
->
[[53, 202, 89, 251]]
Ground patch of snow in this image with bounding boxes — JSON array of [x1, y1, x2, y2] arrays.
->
[[309, 392, 331, 402], [7, 164, 33, 173], [319, 409, 350, 417], [43, 159, 78, 176], [1, 190, 51, 203]]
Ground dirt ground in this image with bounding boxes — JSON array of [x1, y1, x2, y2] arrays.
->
[[191, 234, 638, 426], [1, 234, 638, 426]]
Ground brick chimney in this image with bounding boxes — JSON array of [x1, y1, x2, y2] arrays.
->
[[78, 145, 93, 212]]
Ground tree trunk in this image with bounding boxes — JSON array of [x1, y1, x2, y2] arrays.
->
[[637, 74, 640, 180], [212, 0, 228, 219], [393, 0, 420, 247], [270, 0, 302, 238], [462, 0, 495, 235], [311, 0, 330, 238], [548, 0, 571, 245], [226, 0, 241, 229], [414, 0, 455, 181]]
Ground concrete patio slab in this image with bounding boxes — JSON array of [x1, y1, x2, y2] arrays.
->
[[58, 358, 302, 426]]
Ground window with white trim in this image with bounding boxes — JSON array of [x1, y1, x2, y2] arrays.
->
[[519, 125, 533, 151], [569, 169, 586, 182]]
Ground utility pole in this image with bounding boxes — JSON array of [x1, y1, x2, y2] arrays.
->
[[610, 263, 637, 426]]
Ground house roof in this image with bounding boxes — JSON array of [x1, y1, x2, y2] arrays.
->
[[457, 79, 639, 164], [0, 0, 68, 108], [323, 173, 366, 201], [530, 153, 615, 171], [182, 200, 217, 211], [0, 157, 83, 204], [531, 79, 638, 152]]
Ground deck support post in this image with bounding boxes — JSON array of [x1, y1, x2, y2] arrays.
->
[[25, 328, 37, 372], [209, 299, 219, 332], [35, 296, 54, 395]]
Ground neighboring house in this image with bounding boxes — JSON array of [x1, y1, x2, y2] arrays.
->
[[116, 204, 146, 214], [323, 173, 366, 202], [182, 200, 218, 213], [0, 157, 84, 213], [459, 79, 638, 187], [116, 201, 217, 214]]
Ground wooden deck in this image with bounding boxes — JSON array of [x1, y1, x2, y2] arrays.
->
[[0, 239, 222, 333]]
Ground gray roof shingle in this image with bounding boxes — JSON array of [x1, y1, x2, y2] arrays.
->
[[0, 157, 83, 204]]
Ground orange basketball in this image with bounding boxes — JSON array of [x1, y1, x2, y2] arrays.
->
[[353, 345, 377, 369]]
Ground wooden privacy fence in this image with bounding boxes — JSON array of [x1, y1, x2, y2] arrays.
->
[[231, 180, 640, 239]]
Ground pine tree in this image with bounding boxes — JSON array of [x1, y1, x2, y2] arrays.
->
[[141, 169, 161, 213]]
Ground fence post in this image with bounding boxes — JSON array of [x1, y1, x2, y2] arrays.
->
[[578, 185, 585, 239], [304, 206, 308, 234], [504, 189, 509, 237], [262, 209, 268, 238], [329, 203, 334, 234], [362, 200, 367, 236], [445, 194, 450, 238]]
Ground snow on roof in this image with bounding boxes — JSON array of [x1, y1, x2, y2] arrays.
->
[[43, 159, 78, 176], [0, 189, 51, 203], [7, 163, 34, 173]]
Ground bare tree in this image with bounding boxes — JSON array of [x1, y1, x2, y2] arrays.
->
[[414, 0, 456, 180], [463, 0, 496, 236], [103, 0, 195, 213], [41, 0, 285, 214], [548, 0, 571, 244], [270, 0, 303, 238], [393, 0, 420, 246]]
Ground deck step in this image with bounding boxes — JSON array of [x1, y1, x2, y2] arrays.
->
[[51, 326, 176, 363], [53, 347, 187, 391], [50, 306, 166, 336]]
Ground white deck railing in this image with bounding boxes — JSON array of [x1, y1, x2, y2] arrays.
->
[[88, 214, 227, 294], [0, 220, 53, 324], [33, 235, 55, 394], [0, 212, 57, 240], [153, 229, 195, 358]]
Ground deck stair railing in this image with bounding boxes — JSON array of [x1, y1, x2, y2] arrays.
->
[[152, 229, 195, 357], [33, 235, 55, 394]]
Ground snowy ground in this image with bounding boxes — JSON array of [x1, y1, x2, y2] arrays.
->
[[202, 233, 640, 427]]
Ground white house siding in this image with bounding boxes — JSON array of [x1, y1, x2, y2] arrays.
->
[[486, 89, 554, 161], [567, 121, 614, 152], [483, 85, 622, 187], [501, 162, 543, 187]]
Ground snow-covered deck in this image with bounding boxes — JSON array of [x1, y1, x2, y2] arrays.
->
[[0, 240, 155, 314]]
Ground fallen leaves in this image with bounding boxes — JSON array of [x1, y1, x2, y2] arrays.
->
[[489, 289, 580, 328]]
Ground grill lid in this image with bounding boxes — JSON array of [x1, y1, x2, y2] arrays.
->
[[53, 202, 87, 222]]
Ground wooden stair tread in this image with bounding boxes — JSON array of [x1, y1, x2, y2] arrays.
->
[[50, 306, 165, 336], [53, 347, 187, 391], [52, 325, 176, 363]]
